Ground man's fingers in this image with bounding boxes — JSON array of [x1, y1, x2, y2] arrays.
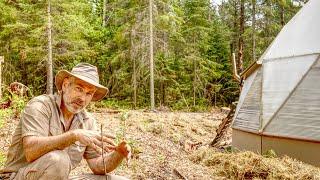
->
[[104, 144, 116, 152], [89, 141, 102, 154], [102, 136, 116, 146], [92, 138, 116, 152], [96, 136, 116, 146], [95, 132, 115, 139], [102, 133, 116, 139], [92, 138, 103, 148], [80, 130, 116, 153]]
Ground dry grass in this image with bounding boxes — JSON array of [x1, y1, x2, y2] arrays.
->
[[71, 110, 224, 179], [190, 148, 320, 180]]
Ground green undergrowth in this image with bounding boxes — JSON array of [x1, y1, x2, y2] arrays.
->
[[95, 98, 132, 110], [93, 98, 213, 112], [0, 108, 13, 128], [0, 94, 28, 127]]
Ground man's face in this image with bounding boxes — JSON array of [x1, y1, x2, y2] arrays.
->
[[61, 77, 97, 114]]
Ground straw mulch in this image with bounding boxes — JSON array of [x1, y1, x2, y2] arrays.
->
[[190, 148, 320, 180]]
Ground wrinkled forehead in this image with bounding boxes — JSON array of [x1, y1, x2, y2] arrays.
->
[[73, 78, 97, 92]]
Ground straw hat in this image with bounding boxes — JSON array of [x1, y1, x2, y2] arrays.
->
[[55, 63, 108, 101]]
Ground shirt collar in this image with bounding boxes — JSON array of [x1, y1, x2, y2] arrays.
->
[[55, 93, 62, 108]]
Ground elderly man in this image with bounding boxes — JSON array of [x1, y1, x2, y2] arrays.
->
[[0, 63, 130, 180]]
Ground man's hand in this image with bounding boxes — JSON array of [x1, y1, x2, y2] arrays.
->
[[86, 140, 132, 174], [115, 141, 131, 159], [73, 129, 116, 153]]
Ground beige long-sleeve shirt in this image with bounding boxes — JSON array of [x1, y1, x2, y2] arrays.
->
[[1, 94, 99, 173]]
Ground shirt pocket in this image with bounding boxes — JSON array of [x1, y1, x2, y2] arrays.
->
[[68, 141, 86, 169], [49, 126, 62, 136]]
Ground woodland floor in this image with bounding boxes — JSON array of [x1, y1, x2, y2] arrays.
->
[[75, 109, 227, 179], [0, 109, 225, 179], [1, 109, 320, 180]]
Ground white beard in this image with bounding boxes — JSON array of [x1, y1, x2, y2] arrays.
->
[[62, 93, 83, 114]]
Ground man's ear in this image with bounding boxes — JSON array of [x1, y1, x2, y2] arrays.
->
[[61, 77, 70, 91]]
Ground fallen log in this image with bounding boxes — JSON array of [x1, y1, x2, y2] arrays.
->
[[210, 104, 236, 147]]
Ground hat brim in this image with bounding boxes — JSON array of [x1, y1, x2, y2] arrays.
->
[[55, 70, 109, 101]]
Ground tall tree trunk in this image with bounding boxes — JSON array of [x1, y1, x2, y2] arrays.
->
[[149, 0, 155, 110], [160, 82, 165, 106], [161, 32, 167, 106], [280, 3, 285, 27], [102, 0, 107, 26], [131, 30, 137, 109], [252, 0, 256, 61], [237, 0, 244, 73], [133, 58, 137, 109], [47, 0, 53, 95], [193, 36, 196, 107], [193, 59, 196, 107], [231, 0, 238, 56], [265, 0, 271, 45], [0, 56, 3, 99]]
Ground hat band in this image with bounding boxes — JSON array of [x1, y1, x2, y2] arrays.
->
[[72, 70, 99, 83]]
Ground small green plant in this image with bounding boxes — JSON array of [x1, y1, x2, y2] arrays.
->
[[115, 131, 124, 144], [224, 146, 234, 153], [114, 111, 130, 143], [120, 111, 129, 122], [263, 149, 277, 158]]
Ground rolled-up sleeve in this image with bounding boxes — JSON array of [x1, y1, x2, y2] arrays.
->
[[83, 116, 100, 159], [21, 100, 51, 138]]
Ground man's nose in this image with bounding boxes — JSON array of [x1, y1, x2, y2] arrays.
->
[[78, 93, 86, 102]]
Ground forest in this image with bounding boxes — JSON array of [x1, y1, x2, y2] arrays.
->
[[0, 0, 307, 110]]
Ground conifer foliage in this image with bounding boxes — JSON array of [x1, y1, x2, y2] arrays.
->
[[0, 0, 305, 109]]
